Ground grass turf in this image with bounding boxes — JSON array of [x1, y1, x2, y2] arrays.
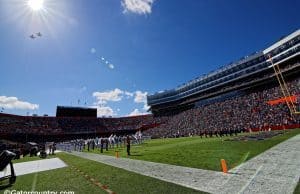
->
[[84, 129, 300, 171], [3, 129, 300, 194], [5, 153, 204, 194], [295, 181, 300, 194]]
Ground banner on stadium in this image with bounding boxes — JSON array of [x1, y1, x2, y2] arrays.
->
[[267, 95, 297, 105], [249, 124, 300, 132]]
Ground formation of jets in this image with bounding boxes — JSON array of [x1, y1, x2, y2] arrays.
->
[[29, 32, 42, 39], [100, 56, 114, 69]]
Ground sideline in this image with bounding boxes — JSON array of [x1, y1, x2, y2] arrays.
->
[[69, 134, 300, 194], [0, 158, 67, 177]]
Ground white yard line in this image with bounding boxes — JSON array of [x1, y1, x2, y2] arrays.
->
[[70, 134, 300, 194], [69, 151, 230, 193], [238, 165, 263, 194]]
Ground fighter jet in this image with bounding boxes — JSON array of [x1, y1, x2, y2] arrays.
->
[[36, 32, 42, 37], [29, 34, 36, 39]]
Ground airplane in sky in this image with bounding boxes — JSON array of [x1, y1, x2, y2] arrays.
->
[[29, 32, 42, 39]]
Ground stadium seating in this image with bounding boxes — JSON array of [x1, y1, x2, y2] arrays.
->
[[0, 113, 158, 140], [144, 77, 300, 138], [0, 76, 299, 140], [0, 61, 299, 141]]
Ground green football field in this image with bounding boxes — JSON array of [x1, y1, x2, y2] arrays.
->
[[85, 128, 300, 171], [295, 182, 300, 194], [7, 153, 204, 194], [3, 128, 300, 194]]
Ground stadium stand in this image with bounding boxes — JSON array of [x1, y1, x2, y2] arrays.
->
[[148, 29, 300, 116], [144, 29, 300, 138], [144, 78, 300, 138], [0, 112, 161, 142], [0, 30, 299, 143]]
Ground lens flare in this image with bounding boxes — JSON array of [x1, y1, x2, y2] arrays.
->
[[28, 0, 44, 11]]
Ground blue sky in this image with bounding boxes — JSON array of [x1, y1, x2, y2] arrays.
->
[[0, 0, 299, 117]]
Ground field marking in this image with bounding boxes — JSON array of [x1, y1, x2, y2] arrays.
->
[[231, 151, 250, 169], [241, 151, 250, 163], [68, 151, 230, 193], [71, 165, 116, 194], [31, 159, 40, 191], [68, 133, 300, 194], [238, 165, 263, 194], [31, 172, 38, 191]]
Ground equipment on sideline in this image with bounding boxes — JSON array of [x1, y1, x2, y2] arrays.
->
[[0, 150, 17, 186]]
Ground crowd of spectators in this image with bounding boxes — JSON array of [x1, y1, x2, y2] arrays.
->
[[0, 115, 61, 135], [144, 78, 300, 138], [167, 61, 300, 110], [0, 77, 299, 141], [0, 113, 157, 136]]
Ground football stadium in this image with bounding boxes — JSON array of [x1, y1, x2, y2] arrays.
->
[[1, 1, 300, 194]]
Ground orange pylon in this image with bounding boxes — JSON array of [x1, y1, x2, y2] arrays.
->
[[220, 159, 228, 173]]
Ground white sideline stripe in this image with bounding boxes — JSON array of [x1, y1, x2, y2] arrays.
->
[[0, 158, 67, 177], [238, 165, 263, 194], [69, 151, 230, 193], [69, 133, 300, 194]]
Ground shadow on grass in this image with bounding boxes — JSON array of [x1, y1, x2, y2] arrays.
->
[[0, 183, 13, 190]]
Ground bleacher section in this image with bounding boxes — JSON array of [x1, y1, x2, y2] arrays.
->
[[144, 77, 300, 138], [148, 29, 300, 116], [0, 113, 162, 142], [1, 30, 300, 142]]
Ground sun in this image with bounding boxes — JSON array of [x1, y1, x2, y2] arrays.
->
[[27, 0, 44, 11]]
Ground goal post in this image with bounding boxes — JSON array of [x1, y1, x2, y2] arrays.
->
[[268, 55, 300, 115]]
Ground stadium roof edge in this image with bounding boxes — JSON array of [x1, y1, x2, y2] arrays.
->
[[148, 29, 300, 98], [263, 29, 300, 54]]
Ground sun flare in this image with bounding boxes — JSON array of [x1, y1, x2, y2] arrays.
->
[[27, 0, 44, 11]]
